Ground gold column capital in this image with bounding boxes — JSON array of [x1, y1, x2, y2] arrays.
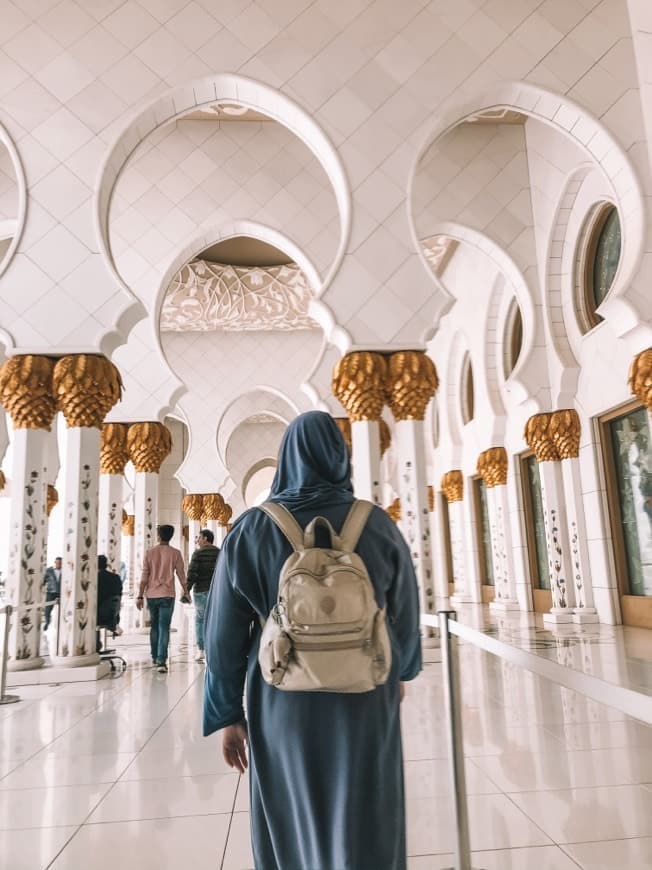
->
[[53, 354, 123, 429], [441, 470, 463, 503], [0, 354, 57, 429], [379, 418, 391, 455], [0, 470, 4, 491], [427, 485, 434, 512], [46, 484, 58, 516], [386, 497, 401, 523], [121, 513, 135, 536], [524, 413, 558, 461], [477, 447, 508, 487], [100, 422, 130, 474], [387, 351, 438, 422], [219, 503, 233, 527], [202, 493, 225, 522], [182, 493, 204, 521], [334, 417, 352, 453], [550, 409, 581, 460], [127, 422, 172, 473], [332, 352, 388, 422], [629, 348, 652, 411]]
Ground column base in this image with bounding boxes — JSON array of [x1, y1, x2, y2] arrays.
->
[[489, 598, 520, 613], [7, 660, 110, 686], [6, 655, 44, 673], [50, 652, 101, 668], [543, 608, 574, 626], [573, 608, 599, 624]]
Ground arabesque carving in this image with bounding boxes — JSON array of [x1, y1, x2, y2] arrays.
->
[[477, 447, 508, 488], [0, 355, 56, 429], [127, 423, 172, 473], [386, 497, 401, 523], [629, 348, 652, 411], [387, 352, 438, 421], [182, 494, 204, 521], [524, 413, 558, 462], [332, 352, 388, 422], [161, 260, 317, 332], [46, 484, 58, 517], [334, 418, 352, 453], [53, 355, 122, 428], [441, 470, 463, 503], [122, 514, 135, 536], [202, 493, 226, 522], [100, 423, 130, 474], [550, 410, 581, 460]]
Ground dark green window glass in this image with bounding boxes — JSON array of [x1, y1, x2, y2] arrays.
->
[[476, 479, 494, 586], [609, 407, 652, 596], [592, 207, 621, 307], [525, 455, 550, 590]]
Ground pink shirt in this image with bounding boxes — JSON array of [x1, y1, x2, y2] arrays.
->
[[140, 544, 186, 599]]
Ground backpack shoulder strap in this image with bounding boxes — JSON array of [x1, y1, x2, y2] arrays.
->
[[258, 502, 305, 552], [338, 500, 374, 552]]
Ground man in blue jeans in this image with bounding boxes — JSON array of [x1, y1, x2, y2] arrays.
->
[[136, 525, 188, 673], [186, 528, 220, 664]]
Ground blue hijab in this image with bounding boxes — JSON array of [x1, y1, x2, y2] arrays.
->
[[267, 411, 354, 511]]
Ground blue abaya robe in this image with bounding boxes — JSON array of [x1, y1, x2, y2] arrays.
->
[[203, 412, 422, 870]]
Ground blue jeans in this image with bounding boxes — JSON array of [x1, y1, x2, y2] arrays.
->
[[193, 591, 208, 650], [147, 597, 175, 663]]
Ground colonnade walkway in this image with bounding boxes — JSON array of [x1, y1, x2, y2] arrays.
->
[[1, 608, 652, 869]]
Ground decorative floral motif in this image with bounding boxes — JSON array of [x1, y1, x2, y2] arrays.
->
[[570, 519, 584, 607], [161, 260, 318, 332], [545, 507, 567, 608]]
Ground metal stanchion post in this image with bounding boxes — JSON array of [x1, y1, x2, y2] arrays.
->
[[438, 609, 482, 870], [0, 605, 20, 706]]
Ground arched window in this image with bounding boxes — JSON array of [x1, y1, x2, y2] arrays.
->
[[461, 353, 474, 425], [576, 203, 621, 332], [503, 298, 523, 378]]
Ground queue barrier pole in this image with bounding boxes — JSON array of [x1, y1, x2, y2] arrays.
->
[[0, 605, 20, 706]]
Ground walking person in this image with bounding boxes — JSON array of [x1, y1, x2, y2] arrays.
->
[[43, 557, 62, 631], [136, 525, 188, 673], [186, 528, 219, 663], [202, 411, 421, 870]]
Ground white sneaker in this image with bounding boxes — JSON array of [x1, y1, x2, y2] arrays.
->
[[195, 651, 205, 663]]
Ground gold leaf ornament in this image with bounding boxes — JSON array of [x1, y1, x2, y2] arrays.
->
[[334, 417, 352, 453], [122, 514, 135, 536], [629, 348, 652, 411], [549, 410, 581, 460], [387, 351, 439, 422], [386, 497, 401, 523], [219, 503, 233, 526], [46, 484, 58, 516], [477, 447, 508, 488], [127, 422, 172, 473], [0, 355, 57, 429], [523, 413, 558, 462], [332, 352, 388, 422], [53, 355, 123, 429], [441, 470, 463, 503], [100, 423, 130, 474], [202, 493, 225, 521], [182, 494, 204, 521], [379, 418, 391, 455]]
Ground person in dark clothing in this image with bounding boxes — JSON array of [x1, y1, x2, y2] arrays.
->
[[187, 529, 220, 663], [97, 554, 123, 637], [43, 557, 62, 630]]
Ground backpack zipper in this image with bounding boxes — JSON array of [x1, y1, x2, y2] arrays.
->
[[293, 638, 370, 652]]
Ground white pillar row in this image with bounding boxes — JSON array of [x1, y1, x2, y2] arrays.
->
[[561, 456, 599, 623], [441, 471, 470, 603], [182, 493, 204, 558], [52, 355, 123, 666], [0, 355, 58, 671], [461, 478, 483, 604], [431, 488, 450, 601], [98, 423, 129, 573], [121, 514, 135, 596], [477, 448, 520, 612], [332, 351, 387, 506], [127, 423, 173, 630]]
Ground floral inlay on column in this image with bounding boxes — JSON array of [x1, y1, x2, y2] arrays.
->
[[99, 422, 130, 571]]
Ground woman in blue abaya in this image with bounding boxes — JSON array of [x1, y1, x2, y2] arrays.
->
[[203, 411, 422, 870]]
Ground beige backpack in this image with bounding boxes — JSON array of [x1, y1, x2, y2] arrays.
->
[[257, 500, 392, 693]]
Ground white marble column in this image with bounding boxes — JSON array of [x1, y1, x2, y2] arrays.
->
[[121, 514, 135, 596], [350, 421, 382, 504], [0, 355, 57, 671], [561, 457, 598, 623], [477, 448, 519, 612], [448, 498, 471, 604], [51, 355, 123, 666], [98, 423, 129, 572], [431, 488, 451, 601], [182, 493, 204, 557]]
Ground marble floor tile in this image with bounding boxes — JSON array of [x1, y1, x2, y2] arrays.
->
[[222, 812, 255, 870], [407, 845, 581, 869], [404, 758, 500, 797], [50, 814, 231, 870], [0, 752, 136, 790], [513, 784, 652, 843], [562, 836, 652, 869], [88, 772, 239, 823], [119, 744, 232, 780], [544, 719, 652, 750], [0, 825, 77, 870], [0, 783, 112, 830]]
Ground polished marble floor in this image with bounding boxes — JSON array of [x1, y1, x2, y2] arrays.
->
[[1, 606, 652, 869]]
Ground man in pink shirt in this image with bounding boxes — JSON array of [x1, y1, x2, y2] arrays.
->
[[136, 524, 188, 673]]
